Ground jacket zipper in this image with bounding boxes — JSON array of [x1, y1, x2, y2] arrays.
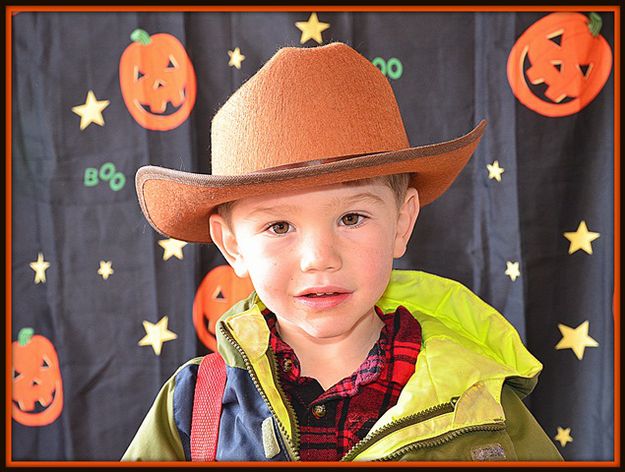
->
[[265, 347, 302, 454], [341, 401, 456, 461], [218, 323, 301, 461], [376, 423, 506, 461], [341, 396, 505, 462]]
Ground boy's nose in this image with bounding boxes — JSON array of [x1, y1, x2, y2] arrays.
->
[[299, 234, 342, 273]]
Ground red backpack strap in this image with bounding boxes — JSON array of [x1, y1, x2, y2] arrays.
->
[[190, 352, 227, 461]]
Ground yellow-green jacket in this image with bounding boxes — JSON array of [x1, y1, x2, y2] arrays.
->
[[122, 270, 563, 462]]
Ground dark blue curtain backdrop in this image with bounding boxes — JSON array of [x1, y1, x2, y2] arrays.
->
[[10, 10, 615, 461]]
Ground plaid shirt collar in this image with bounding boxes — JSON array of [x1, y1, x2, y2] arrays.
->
[[263, 305, 417, 401]]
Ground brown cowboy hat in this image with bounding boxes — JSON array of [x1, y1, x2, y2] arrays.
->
[[136, 41, 486, 244]]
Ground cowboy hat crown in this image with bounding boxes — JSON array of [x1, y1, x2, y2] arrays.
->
[[210, 41, 410, 176]]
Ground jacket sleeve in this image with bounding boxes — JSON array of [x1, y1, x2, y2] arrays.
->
[[500, 384, 564, 461], [121, 372, 186, 461]]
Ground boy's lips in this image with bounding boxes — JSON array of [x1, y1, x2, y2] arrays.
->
[[294, 286, 353, 310], [295, 286, 352, 297]]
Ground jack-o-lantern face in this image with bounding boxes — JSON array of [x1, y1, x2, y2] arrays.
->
[[12, 328, 64, 427], [119, 29, 197, 130], [193, 265, 255, 352], [507, 12, 612, 117]]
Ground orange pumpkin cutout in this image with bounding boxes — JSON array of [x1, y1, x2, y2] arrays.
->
[[12, 328, 64, 426], [119, 29, 197, 130], [193, 265, 255, 352], [507, 12, 612, 117]]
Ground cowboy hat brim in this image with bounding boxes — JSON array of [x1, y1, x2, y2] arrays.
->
[[136, 119, 487, 244]]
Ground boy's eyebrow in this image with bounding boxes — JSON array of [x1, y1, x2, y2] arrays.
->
[[341, 191, 387, 206], [245, 204, 300, 218], [244, 192, 386, 218]]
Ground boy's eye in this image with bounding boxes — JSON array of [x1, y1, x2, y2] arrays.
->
[[340, 213, 364, 226], [269, 222, 291, 235]]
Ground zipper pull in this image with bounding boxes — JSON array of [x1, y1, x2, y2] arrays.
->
[[450, 396, 460, 408]]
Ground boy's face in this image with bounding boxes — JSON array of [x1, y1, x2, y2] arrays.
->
[[209, 181, 419, 341]]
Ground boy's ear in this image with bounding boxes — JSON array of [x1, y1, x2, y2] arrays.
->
[[208, 213, 249, 278], [393, 187, 420, 259]]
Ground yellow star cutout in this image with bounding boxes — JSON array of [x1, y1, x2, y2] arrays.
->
[[555, 320, 599, 360], [563, 220, 600, 255], [228, 47, 246, 69], [295, 12, 330, 44], [554, 427, 573, 447], [486, 160, 505, 182], [97, 260, 114, 280], [138, 316, 178, 356], [29, 252, 50, 284], [158, 238, 188, 261], [504, 261, 520, 281], [71, 90, 110, 130]]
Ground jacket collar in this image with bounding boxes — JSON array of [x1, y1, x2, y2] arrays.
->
[[378, 270, 541, 403]]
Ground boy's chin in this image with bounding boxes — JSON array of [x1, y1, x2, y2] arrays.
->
[[270, 302, 382, 341], [297, 318, 374, 342], [301, 325, 346, 340]]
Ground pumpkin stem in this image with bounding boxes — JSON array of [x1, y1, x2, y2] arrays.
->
[[587, 13, 602, 37], [130, 28, 152, 45], [18, 328, 34, 346]]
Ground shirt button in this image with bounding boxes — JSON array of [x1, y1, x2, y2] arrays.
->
[[312, 404, 327, 419], [282, 358, 293, 373]]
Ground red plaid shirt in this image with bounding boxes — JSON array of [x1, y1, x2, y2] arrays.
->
[[262, 305, 422, 461]]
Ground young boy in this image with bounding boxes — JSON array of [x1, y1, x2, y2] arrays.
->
[[123, 42, 563, 462]]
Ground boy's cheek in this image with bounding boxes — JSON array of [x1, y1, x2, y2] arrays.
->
[[237, 255, 279, 290]]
